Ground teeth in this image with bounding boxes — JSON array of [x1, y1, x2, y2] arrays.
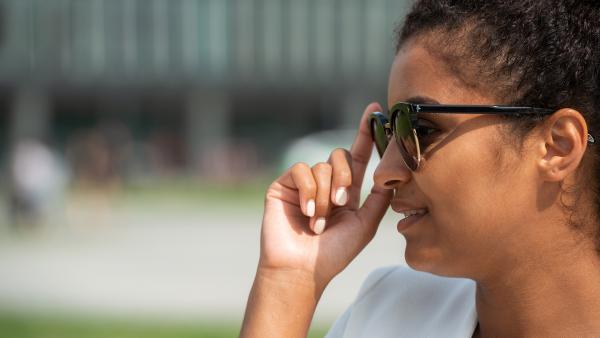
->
[[403, 209, 427, 217]]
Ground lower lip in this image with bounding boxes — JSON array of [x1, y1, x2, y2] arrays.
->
[[396, 212, 427, 232]]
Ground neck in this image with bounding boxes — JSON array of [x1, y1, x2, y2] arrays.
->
[[474, 239, 600, 337]]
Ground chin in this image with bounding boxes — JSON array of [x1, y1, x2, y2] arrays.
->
[[404, 243, 468, 278]]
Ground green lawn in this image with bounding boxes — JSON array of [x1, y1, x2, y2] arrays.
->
[[116, 177, 272, 210], [0, 313, 329, 338], [123, 177, 272, 199]]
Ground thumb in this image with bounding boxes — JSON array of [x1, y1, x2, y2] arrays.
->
[[356, 185, 393, 237]]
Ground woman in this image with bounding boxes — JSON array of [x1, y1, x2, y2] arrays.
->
[[241, 0, 600, 337]]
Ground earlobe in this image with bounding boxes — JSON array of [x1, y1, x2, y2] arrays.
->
[[537, 108, 588, 182]]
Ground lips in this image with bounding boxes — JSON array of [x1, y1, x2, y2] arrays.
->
[[390, 200, 428, 232], [396, 211, 427, 232], [401, 208, 427, 217], [391, 200, 428, 215]]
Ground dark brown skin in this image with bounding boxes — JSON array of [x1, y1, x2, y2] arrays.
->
[[240, 38, 600, 338]]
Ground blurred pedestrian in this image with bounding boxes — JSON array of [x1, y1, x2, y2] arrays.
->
[[9, 139, 65, 229]]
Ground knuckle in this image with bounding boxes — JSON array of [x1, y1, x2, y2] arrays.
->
[[267, 181, 278, 192], [313, 162, 332, 173], [352, 151, 370, 165], [293, 162, 310, 171], [331, 147, 348, 157], [330, 148, 351, 163], [291, 162, 317, 193]]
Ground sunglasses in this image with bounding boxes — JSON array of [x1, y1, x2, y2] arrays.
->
[[369, 102, 596, 171]]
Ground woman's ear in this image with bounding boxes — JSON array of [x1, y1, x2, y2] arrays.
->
[[537, 108, 589, 182]]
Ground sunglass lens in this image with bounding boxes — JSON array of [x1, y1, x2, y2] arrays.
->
[[370, 118, 388, 158], [393, 107, 420, 171]]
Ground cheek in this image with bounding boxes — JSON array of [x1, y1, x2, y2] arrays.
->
[[406, 129, 537, 275], [421, 133, 518, 247]]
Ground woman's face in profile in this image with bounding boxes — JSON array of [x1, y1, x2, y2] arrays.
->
[[378, 39, 541, 280]]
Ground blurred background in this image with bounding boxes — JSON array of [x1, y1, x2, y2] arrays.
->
[[0, 0, 411, 337]]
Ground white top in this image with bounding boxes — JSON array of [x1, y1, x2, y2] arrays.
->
[[325, 265, 478, 338]]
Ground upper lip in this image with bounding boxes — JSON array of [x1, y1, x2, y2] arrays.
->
[[390, 200, 428, 214]]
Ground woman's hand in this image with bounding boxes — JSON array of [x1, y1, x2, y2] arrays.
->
[[241, 103, 393, 338], [259, 102, 393, 290]]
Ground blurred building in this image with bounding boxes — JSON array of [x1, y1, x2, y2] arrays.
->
[[0, 0, 410, 181]]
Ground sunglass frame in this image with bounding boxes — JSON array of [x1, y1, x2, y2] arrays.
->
[[369, 102, 595, 171]]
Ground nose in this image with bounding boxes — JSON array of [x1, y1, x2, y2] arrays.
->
[[373, 139, 412, 190]]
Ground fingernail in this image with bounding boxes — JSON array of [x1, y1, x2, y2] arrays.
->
[[306, 199, 315, 217], [335, 187, 348, 206], [314, 218, 326, 234]]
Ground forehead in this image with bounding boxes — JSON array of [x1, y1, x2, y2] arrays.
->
[[387, 40, 494, 109]]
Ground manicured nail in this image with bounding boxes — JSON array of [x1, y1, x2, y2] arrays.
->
[[335, 187, 348, 206], [314, 218, 326, 234], [306, 199, 315, 217]]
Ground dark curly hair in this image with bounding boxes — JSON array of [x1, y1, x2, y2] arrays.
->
[[396, 0, 600, 251]]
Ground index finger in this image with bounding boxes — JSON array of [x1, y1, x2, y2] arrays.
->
[[349, 102, 384, 200]]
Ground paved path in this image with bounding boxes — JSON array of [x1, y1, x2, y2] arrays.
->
[[0, 196, 406, 327]]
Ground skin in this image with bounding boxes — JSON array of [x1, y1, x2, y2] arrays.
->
[[240, 37, 600, 338]]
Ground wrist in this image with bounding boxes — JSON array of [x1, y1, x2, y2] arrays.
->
[[255, 266, 329, 298], [240, 267, 327, 338]]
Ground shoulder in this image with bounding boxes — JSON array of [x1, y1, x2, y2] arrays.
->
[[327, 265, 478, 338]]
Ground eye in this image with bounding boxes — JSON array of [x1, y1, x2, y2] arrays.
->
[[414, 120, 440, 139]]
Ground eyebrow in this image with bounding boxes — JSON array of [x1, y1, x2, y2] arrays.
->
[[405, 95, 441, 105]]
